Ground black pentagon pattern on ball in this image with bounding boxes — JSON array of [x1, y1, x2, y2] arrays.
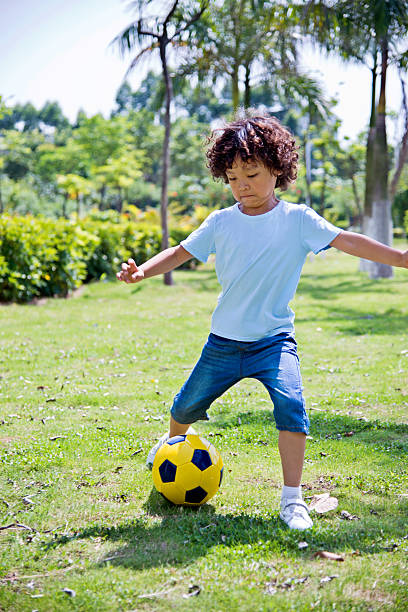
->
[[158, 459, 177, 483], [219, 467, 224, 487], [166, 435, 186, 446], [185, 486, 207, 504], [191, 448, 212, 471]]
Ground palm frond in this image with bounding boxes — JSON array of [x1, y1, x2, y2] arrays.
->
[[110, 22, 140, 56], [124, 42, 160, 79]]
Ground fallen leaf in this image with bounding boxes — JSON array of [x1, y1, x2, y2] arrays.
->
[[309, 493, 338, 513], [183, 584, 201, 598], [320, 575, 338, 584], [130, 448, 142, 456], [343, 431, 354, 437], [298, 541, 308, 550], [62, 587, 76, 597], [313, 551, 344, 562], [340, 510, 359, 521]]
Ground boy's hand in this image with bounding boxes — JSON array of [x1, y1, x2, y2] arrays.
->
[[402, 250, 408, 268], [116, 258, 145, 283]]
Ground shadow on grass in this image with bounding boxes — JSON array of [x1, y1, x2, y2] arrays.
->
[[294, 303, 408, 335], [43, 488, 407, 572], [212, 409, 408, 459], [297, 270, 403, 300]]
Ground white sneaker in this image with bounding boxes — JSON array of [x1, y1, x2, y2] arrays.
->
[[280, 498, 313, 530], [146, 427, 197, 470]]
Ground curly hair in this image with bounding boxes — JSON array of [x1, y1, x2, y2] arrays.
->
[[206, 113, 299, 191]]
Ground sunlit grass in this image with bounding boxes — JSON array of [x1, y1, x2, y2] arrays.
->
[[0, 245, 407, 611]]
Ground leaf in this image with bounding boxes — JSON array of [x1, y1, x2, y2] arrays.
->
[[320, 575, 338, 584], [340, 510, 359, 521], [183, 584, 201, 598], [62, 587, 76, 597], [298, 541, 308, 550], [309, 493, 338, 513], [313, 551, 344, 562], [49, 435, 67, 441]]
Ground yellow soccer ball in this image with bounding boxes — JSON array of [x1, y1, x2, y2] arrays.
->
[[152, 434, 224, 506]]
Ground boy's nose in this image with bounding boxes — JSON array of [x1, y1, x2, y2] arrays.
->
[[238, 180, 249, 190]]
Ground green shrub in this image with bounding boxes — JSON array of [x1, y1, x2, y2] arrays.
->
[[0, 208, 205, 303], [0, 216, 98, 302]]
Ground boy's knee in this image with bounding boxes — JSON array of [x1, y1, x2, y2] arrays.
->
[[170, 396, 209, 424], [273, 395, 309, 434]]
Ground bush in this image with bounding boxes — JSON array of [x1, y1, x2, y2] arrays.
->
[[0, 205, 212, 303], [0, 215, 98, 302]]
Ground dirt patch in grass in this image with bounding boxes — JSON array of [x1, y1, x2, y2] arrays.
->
[[0, 437, 19, 445], [346, 585, 395, 607], [235, 476, 280, 488], [303, 474, 337, 492]]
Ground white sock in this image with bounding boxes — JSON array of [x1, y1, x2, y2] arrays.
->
[[281, 485, 302, 500]]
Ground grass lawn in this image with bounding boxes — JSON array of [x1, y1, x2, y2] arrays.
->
[[0, 245, 407, 611]]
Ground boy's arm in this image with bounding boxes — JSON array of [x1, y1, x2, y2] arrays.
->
[[117, 245, 193, 283], [330, 231, 408, 268]]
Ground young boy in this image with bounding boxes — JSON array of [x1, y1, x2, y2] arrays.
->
[[117, 114, 408, 530]]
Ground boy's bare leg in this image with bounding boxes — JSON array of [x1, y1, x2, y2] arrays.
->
[[278, 431, 306, 487], [169, 415, 191, 437]]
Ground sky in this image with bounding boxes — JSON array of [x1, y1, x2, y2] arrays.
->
[[0, 0, 404, 142]]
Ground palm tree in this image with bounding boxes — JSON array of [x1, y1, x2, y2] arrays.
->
[[302, 0, 408, 278], [111, 1, 207, 285], [194, 0, 301, 112]]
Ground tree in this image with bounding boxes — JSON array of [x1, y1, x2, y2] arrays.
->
[[192, 0, 306, 112], [302, 0, 408, 278], [112, 0, 207, 286]]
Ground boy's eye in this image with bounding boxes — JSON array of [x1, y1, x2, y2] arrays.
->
[[247, 174, 258, 178], [227, 177, 236, 181]]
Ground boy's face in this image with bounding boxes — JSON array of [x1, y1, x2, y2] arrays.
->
[[225, 157, 280, 215]]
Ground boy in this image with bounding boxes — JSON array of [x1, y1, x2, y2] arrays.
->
[[117, 114, 407, 530]]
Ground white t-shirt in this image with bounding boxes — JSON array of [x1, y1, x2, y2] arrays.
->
[[181, 201, 341, 341]]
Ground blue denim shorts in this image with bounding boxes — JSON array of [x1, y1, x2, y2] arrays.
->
[[171, 332, 309, 434]]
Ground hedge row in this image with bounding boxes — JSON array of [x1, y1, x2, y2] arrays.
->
[[0, 214, 189, 303]]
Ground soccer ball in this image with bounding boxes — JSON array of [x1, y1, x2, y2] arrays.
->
[[152, 434, 224, 506]]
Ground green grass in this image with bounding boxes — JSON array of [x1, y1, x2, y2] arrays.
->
[[0, 245, 407, 611]]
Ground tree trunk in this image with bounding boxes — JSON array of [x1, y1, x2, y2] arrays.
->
[[318, 170, 327, 217], [62, 193, 68, 218], [99, 185, 106, 210], [117, 187, 123, 212], [362, 38, 393, 279], [390, 75, 408, 201], [244, 63, 251, 109], [361, 49, 377, 272], [351, 175, 363, 230], [304, 132, 313, 208], [232, 63, 240, 112], [160, 38, 173, 286]]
